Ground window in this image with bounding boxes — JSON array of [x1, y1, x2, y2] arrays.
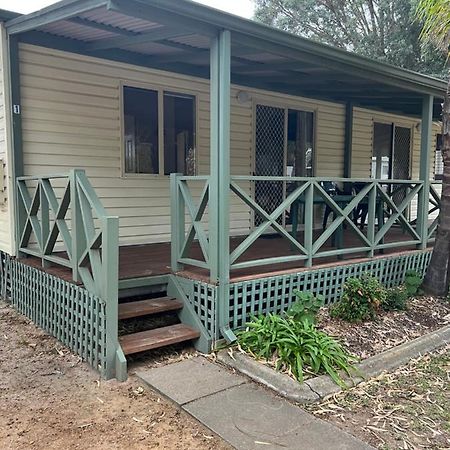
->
[[286, 109, 314, 177], [124, 86, 159, 174], [123, 85, 196, 175], [435, 134, 443, 180], [163, 92, 196, 175]]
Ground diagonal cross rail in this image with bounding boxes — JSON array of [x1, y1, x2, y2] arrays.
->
[[178, 179, 210, 264], [312, 182, 373, 254], [230, 180, 309, 264], [375, 183, 421, 244]]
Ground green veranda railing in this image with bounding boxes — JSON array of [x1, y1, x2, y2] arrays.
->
[[15, 169, 125, 380], [171, 175, 441, 277]]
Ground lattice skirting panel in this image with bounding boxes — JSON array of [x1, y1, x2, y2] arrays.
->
[[0, 252, 108, 374], [175, 275, 217, 341], [227, 250, 432, 332]]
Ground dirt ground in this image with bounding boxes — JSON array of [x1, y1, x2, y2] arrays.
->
[[307, 346, 450, 450], [0, 300, 231, 450]]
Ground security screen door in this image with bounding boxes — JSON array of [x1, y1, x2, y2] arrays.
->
[[372, 123, 411, 179], [254, 104, 286, 226], [254, 104, 315, 227], [372, 122, 411, 205]]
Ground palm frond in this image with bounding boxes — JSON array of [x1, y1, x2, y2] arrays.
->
[[417, 0, 450, 54]]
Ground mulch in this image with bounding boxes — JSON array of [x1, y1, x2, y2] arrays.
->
[[317, 296, 450, 359]]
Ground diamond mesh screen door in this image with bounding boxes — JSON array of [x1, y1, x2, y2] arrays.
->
[[393, 126, 411, 179], [392, 126, 411, 206], [254, 105, 286, 226]]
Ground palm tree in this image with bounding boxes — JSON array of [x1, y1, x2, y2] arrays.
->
[[417, 0, 450, 295]]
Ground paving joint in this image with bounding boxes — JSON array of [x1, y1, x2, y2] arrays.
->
[[136, 356, 374, 449]]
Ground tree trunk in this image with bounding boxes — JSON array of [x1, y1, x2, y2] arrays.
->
[[423, 78, 450, 296]]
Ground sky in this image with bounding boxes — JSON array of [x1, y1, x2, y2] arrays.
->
[[0, 0, 255, 18]]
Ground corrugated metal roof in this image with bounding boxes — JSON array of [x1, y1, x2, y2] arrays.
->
[[79, 7, 161, 33], [6, 0, 446, 117], [40, 20, 116, 41]]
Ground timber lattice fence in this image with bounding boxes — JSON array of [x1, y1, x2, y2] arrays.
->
[[177, 249, 433, 342]]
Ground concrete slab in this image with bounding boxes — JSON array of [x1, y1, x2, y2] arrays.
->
[[136, 357, 246, 405], [184, 382, 374, 450]]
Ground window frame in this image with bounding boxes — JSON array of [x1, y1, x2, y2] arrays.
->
[[435, 133, 444, 181], [120, 80, 199, 178]]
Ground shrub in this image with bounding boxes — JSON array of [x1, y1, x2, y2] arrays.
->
[[237, 314, 355, 386], [285, 291, 324, 324], [330, 275, 386, 322], [404, 270, 423, 297], [382, 286, 408, 311]]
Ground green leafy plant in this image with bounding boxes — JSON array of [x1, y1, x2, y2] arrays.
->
[[382, 286, 408, 312], [404, 270, 423, 297], [285, 291, 325, 324], [237, 314, 356, 387], [330, 275, 387, 322]]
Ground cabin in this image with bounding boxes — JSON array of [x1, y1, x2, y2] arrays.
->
[[0, 0, 445, 381]]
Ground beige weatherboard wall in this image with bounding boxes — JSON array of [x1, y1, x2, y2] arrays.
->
[[19, 42, 437, 246], [0, 24, 13, 255]]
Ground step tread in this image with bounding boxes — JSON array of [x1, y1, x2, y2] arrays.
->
[[118, 297, 182, 320], [120, 324, 200, 355]]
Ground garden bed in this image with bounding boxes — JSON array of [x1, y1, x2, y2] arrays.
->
[[318, 295, 450, 359], [234, 295, 450, 381]]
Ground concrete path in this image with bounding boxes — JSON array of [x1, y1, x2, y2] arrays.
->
[[137, 357, 374, 450]]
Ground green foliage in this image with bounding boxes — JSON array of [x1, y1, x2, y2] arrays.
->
[[404, 270, 423, 297], [237, 314, 355, 386], [285, 291, 325, 324], [382, 286, 409, 311], [254, 0, 448, 78], [330, 275, 387, 322], [417, 0, 450, 54]]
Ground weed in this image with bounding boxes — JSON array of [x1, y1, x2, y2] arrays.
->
[[285, 291, 324, 324], [404, 270, 423, 297], [382, 286, 408, 311]]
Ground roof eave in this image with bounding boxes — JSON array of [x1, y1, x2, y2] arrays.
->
[[5, 0, 447, 97]]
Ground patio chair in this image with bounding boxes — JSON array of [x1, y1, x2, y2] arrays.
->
[[321, 181, 342, 230], [352, 182, 369, 229]]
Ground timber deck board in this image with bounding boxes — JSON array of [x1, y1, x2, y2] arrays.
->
[[120, 324, 200, 355], [118, 297, 182, 320], [19, 228, 425, 284]]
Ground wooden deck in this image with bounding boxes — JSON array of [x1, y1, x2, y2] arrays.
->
[[19, 227, 427, 285]]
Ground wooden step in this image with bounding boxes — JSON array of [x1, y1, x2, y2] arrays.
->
[[120, 324, 200, 355], [118, 297, 182, 320]]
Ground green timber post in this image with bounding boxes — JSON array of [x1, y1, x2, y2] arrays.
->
[[9, 35, 25, 257], [417, 94, 433, 249], [209, 30, 236, 343], [170, 172, 184, 273]]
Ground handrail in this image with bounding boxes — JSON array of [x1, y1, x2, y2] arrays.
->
[[170, 174, 441, 277], [16, 169, 123, 379], [231, 175, 425, 184]]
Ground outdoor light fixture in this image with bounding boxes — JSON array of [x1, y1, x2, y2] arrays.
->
[[236, 90, 251, 104]]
